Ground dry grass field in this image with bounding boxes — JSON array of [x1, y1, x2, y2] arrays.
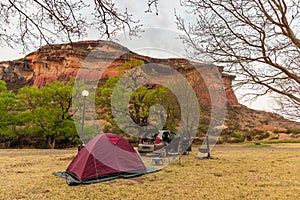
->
[[0, 144, 300, 200]]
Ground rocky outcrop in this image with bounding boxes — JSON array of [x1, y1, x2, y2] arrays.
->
[[0, 40, 240, 107]]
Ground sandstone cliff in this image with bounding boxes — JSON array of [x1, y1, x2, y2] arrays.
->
[[0, 40, 239, 107]]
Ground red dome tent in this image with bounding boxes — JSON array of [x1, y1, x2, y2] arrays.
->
[[54, 133, 157, 185]]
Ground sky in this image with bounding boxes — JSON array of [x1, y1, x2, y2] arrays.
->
[[0, 1, 186, 61], [0, 0, 277, 114]]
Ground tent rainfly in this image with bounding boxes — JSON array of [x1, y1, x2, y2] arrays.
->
[[54, 133, 157, 185]]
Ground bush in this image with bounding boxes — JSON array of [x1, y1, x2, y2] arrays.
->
[[270, 135, 279, 140], [248, 129, 265, 136], [246, 129, 270, 140], [286, 128, 300, 135], [216, 137, 224, 144], [231, 131, 243, 139], [258, 132, 270, 140], [231, 138, 244, 143], [273, 129, 280, 134], [230, 131, 245, 143]]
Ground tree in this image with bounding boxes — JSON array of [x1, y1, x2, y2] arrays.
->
[[176, 0, 300, 120], [17, 80, 77, 148], [97, 76, 183, 135], [148, 86, 181, 131], [96, 76, 122, 133], [97, 76, 162, 134], [0, 80, 17, 140]]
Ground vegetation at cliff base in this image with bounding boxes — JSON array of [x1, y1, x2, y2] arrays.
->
[[0, 80, 80, 149]]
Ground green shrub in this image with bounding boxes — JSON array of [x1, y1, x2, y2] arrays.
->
[[273, 129, 280, 134], [258, 132, 270, 140], [231, 131, 243, 139], [216, 138, 224, 144], [230, 132, 244, 143], [248, 129, 264, 136], [286, 128, 300, 134], [222, 135, 232, 143], [270, 135, 279, 140], [231, 138, 244, 143]]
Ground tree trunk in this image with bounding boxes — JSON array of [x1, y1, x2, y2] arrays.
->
[[46, 135, 56, 149]]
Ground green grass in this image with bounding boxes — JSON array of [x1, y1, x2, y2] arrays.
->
[[0, 146, 300, 199], [261, 138, 300, 144]]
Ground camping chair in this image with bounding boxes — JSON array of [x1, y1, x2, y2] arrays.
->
[[164, 137, 183, 164], [199, 135, 211, 159]]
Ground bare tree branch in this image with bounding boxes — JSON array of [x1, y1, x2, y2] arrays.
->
[[0, 0, 142, 51], [145, 0, 159, 15], [177, 0, 300, 119]]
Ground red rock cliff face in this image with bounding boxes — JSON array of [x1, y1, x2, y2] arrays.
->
[[0, 40, 240, 107]]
